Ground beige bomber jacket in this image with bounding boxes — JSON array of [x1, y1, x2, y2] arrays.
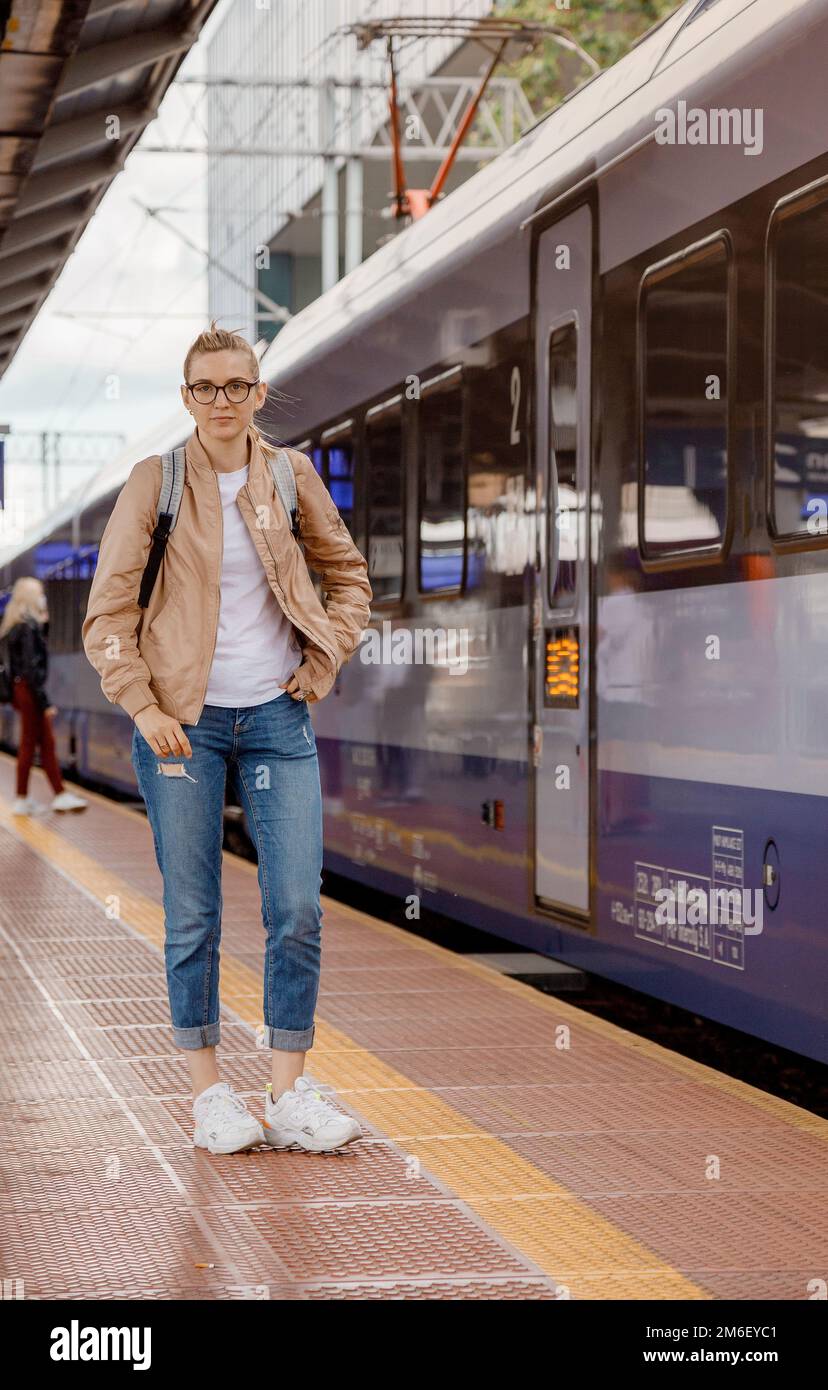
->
[[81, 426, 373, 725]]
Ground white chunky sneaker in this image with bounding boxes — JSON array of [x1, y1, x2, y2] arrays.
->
[[263, 1076, 363, 1152], [51, 790, 88, 812], [11, 795, 37, 815], [193, 1081, 265, 1155]]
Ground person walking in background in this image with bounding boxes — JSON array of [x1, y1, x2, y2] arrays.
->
[[0, 577, 88, 815]]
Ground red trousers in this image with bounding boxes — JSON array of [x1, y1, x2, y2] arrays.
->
[[12, 677, 64, 796]]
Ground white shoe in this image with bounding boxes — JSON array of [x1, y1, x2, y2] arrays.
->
[[51, 790, 88, 812], [193, 1081, 265, 1155], [263, 1076, 363, 1152], [11, 795, 37, 815]]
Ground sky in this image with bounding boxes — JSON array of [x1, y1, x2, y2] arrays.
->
[[0, 0, 235, 499]]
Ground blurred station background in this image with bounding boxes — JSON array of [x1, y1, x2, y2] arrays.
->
[[0, 0, 617, 516]]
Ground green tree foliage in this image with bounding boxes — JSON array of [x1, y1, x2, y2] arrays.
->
[[492, 0, 684, 121]]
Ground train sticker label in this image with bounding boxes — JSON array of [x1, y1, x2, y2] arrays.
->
[[711, 826, 746, 970], [631, 826, 746, 971]]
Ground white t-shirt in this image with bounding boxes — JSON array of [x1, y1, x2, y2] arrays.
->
[[204, 463, 302, 707]]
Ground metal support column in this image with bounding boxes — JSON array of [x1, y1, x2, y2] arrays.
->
[[345, 80, 363, 273], [319, 77, 339, 292]]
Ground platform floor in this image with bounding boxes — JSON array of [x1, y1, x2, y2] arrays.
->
[[1, 756, 827, 1301]]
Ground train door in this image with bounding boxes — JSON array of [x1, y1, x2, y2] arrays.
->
[[532, 204, 592, 917]]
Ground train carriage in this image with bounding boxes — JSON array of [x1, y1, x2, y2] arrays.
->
[[3, 0, 827, 1064]]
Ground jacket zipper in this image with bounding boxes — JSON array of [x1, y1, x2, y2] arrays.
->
[[193, 470, 224, 725], [240, 483, 338, 668], [192, 474, 337, 724]]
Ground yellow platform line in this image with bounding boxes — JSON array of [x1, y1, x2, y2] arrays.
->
[[0, 787, 713, 1299]]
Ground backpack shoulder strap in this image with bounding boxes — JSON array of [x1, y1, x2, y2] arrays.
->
[[266, 447, 300, 539], [158, 447, 186, 530], [137, 448, 186, 609]]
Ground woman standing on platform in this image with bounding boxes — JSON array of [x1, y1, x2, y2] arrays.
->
[[0, 577, 88, 815], [82, 323, 373, 1156]]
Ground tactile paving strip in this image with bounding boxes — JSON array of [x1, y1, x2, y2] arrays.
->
[[242, 1199, 535, 1282], [0, 1097, 187, 1154], [424, 1079, 800, 1137], [46, 973, 170, 1001], [72, 1024, 258, 1062], [1, 767, 827, 1301], [313, 1044, 664, 1089]]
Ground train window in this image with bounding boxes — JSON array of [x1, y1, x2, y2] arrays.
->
[[320, 421, 355, 534], [547, 322, 579, 609], [418, 367, 465, 592], [639, 235, 730, 558], [327, 443, 354, 532], [366, 396, 404, 603], [466, 328, 529, 598], [769, 190, 828, 541]]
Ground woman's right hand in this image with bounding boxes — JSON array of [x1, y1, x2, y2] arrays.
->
[[134, 705, 192, 757]]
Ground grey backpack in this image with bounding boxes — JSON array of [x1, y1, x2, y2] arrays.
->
[[137, 445, 298, 609]]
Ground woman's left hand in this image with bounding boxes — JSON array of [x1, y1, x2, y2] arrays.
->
[[280, 673, 309, 702]]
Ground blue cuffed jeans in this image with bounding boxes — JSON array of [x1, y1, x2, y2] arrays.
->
[[130, 692, 323, 1052]]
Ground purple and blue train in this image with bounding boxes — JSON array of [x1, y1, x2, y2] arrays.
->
[[3, 0, 827, 1064]]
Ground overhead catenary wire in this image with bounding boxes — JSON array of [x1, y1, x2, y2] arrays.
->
[[58, 258, 208, 434], [199, 0, 491, 306], [42, 204, 158, 433]]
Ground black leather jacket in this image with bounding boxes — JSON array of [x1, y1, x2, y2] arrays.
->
[[6, 617, 51, 713]]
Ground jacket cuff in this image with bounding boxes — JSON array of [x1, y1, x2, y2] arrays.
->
[[118, 680, 157, 720], [332, 630, 363, 668]]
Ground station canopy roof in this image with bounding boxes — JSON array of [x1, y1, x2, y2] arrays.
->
[[0, 0, 218, 380]]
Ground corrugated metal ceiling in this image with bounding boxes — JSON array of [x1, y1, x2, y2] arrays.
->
[[0, 0, 219, 379]]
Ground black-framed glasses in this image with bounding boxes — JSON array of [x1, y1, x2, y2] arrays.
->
[[184, 378, 260, 404]]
